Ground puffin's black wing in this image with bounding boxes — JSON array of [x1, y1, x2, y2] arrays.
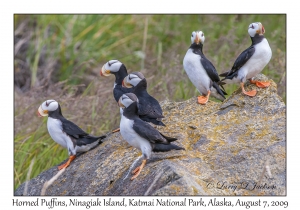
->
[[225, 46, 255, 77], [139, 116, 166, 126], [60, 118, 88, 139], [200, 56, 221, 82], [132, 118, 168, 144], [159, 132, 177, 142], [137, 96, 164, 119], [75, 135, 106, 146], [200, 55, 227, 94]]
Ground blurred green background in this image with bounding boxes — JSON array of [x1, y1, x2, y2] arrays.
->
[[14, 14, 286, 190]]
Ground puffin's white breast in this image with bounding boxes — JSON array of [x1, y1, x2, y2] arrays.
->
[[119, 107, 124, 116], [47, 117, 70, 149], [242, 38, 272, 79], [183, 49, 211, 94], [120, 116, 152, 158]]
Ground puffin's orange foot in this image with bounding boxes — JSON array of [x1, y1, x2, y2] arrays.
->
[[58, 155, 76, 170], [255, 81, 270, 88], [241, 82, 256, 97], [112, 128, 120, 133], [132, 166, 141, 175], [131, 160, 146, 180], [197, 96, 209, 104], [197, 91, 210, 104], [58, 163, 68, 170], [242, 89, 257, 97], [250, 80, 270, 88], [131, 166, 142, 180]]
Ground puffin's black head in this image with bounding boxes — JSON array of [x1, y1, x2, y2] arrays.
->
[[37, 99, 59, 117], [100, 60, 126, 77], [118, 93, 138, 108], [248, 22, 265, 37], [122, 72, 145, 88], [191, 31, 205, 45]]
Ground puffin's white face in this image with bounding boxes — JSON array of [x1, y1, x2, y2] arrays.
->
[[191, 31, 205, 45], [122, 72, 145, 88], [100, 60, 123, 77], [248, 22, 265, 37], [118, 93, 138, 108], [37, 99, 59, 117]]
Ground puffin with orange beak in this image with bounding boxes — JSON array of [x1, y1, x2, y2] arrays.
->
[[183, 31, 227, 104], [37, 99, 106, 170], [118, 93, 184, 180], [100, 60, 133, 103], [122, 72, 165, 126], [219, 22, 272, 97], [100, 60, 134, 132]]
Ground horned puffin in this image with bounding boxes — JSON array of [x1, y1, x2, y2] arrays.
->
[[122, 72, 165, 126], [118, 93, 184, 180], [37, 99, 106, 170], [100, 60, 133, 132], [183, 30, 227, 104], [219, 22, 272, 97], [100, 60, 133, 102]]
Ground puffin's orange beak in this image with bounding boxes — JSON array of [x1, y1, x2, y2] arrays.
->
[[194, 34, 200, 44], [261, 25, 265, 34], [37, 105, 48, 117], [122, 76, 133, 88], [37, 110, 42, 117], [118, 98, 125, 108], [100, 65, 111, 77]]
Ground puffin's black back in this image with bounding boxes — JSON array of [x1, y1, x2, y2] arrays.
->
[[132, 78, 165, 125], [111, 64, 134, 102], [122, 97, 184, 152], [219, 34, 265, 79], [48, 104, 106, 144], [189, 42, 227, 97]]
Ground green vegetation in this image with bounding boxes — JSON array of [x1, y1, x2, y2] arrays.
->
[[14, 14, 286, 190]]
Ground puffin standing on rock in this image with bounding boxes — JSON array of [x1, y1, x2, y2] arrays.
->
[[118, 93, 184, 180], [183, 30, 227, 104], [37, 99, 106, 170], [122, 72, 165, 126], [219, 22, 272, 97]]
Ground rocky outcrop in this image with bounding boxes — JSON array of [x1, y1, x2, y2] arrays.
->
[[15, 74, 286, 196]]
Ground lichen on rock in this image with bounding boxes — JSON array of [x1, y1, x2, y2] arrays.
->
[[15, 74, 286, 196]]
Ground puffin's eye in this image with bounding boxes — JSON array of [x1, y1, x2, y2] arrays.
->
[[191, 34, 193, 37], [201, 33, 204, 37]]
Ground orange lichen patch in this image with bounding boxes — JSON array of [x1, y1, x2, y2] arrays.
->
[[191, 186, 199, 194], [230, 145, 243, 156], [278, 153, 286, 159], [169, 184, 184, 195], [79, 162, 86, 170], [61, 190, 68, 196]]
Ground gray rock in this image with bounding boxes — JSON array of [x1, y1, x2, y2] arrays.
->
[[15, 74, 286, 196]]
